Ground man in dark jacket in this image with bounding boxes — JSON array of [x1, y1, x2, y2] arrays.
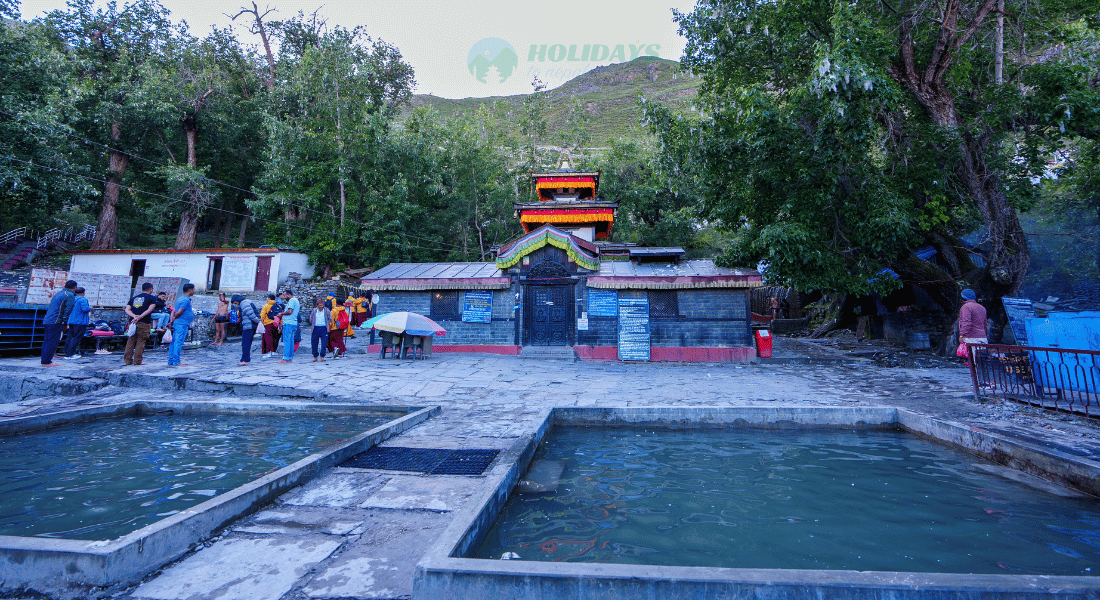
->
[[41, 280, 77, 367]]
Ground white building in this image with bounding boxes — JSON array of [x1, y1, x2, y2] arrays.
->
[[67, 248, 314, 293]]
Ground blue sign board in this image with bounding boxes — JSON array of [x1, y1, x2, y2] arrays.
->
[[617, 297, 650, 361], [588, 289, 618, 317], [462, 290, 493, 324], [1001, 297, 1035, 346]]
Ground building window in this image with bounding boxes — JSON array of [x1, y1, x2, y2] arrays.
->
[[648, 290, 678, 318], [431, 291, 460, 319]]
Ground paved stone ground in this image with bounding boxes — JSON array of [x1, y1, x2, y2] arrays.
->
[[2, 334, 1099, 600]]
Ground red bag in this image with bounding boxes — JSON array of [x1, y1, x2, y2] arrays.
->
[[956, 342, 969, 358], [337, 310, 350, 329]]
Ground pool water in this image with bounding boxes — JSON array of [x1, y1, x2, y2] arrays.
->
[[474, 427, 1100, 575], [0, 412, 386, 540]]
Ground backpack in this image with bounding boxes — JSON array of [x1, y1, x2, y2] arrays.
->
[[337, 309, 349, 329]]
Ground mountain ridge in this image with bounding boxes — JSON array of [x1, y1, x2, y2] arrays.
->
[[403, 56, 701, 147]]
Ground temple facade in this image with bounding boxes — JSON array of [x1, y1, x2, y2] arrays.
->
[[362, 163, 762, 361]]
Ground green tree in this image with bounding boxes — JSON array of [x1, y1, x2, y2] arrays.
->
[[0, 5, 95, 231], [654, 0, 1100, 344], [597, 140, 700, 251], [43, 0, 185, 249], [252, 21, 416, 273]]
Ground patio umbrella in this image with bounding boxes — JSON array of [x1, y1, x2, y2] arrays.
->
[[363, 311, 447, 336]]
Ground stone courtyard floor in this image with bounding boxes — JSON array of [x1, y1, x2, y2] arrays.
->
[[2, 335, 1099, 599]]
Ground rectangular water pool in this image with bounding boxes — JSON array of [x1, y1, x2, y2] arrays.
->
[[1, 411, 389, 540], [415, 406, 1100, 600], [474, 427, 1100, 576], [0, 400, 437, 591]]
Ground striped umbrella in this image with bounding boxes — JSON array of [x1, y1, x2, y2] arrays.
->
[[363, 311, 447, 336]]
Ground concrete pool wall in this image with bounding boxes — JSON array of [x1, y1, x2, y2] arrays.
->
[[414, 406, 1100, 600], [0, 400, 439, 593]]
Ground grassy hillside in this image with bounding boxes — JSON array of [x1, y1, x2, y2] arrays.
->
[[403, 56, 701, 147]]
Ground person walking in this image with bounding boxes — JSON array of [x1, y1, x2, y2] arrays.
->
[[327, 300, 349, 359], [167, 283, 196, 367], [343, 298, 356, 338], [235, 294, 261, 366], [259, 294, 279, 357], [123, 282, 158, 366], [958, 289, 988, 344], [63, 287, 91, 359], [40, 280, 77, 367], [212, 292, 229, 346], [354, 295, 369, 327], [309, 297, 330, 362], [276, 289, 300, 363]]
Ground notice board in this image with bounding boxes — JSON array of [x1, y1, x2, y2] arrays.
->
[[135, 277, 187, 309], [617, 296, 650, 361], [462, 290, 493, 323], [27, 269, 132, 307], [220, 256, 257, 290], [25, 268, 68, 304], [70, 272, 131, 307], [588, 289, 618, 317], [1002, 297, 1036, 346]]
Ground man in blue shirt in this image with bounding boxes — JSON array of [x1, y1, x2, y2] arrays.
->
[[277, 289, 300, 363], [40, 279, 77, 367], [166, 283, 196, 367], [63, 286, 92, 359]]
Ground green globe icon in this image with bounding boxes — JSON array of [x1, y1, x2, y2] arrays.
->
[[468, 38, 519, 84]]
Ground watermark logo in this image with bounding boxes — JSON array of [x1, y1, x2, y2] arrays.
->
[[526, 43, 660, 62], [468, 37, 519, 84]]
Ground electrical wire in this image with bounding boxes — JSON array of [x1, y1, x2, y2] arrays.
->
[[0, 107, 466, 251], [0, 153, 472, 265]]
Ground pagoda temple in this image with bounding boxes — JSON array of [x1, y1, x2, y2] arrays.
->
[[362, 155, 763, 362], [516, 158, 616, 242]]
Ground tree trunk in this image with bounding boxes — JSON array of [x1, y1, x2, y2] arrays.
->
[[173, 123, 201, 250], [221, 214, 234, 246], [91, 122, 127, 250], [237, 212, 249, 247], [174, 212, 200, 250], [211, 200, 224, 248]]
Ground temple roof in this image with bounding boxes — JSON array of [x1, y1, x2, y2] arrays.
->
[[361, 262, 509, 290], [587, 260, 762, 289]]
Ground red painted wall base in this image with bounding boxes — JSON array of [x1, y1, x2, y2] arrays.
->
[[366, 344, 521, 356], [573, 345, 755, 363]]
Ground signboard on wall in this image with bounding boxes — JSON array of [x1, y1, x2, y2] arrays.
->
[[135, 277, 187, 309], [146, 256, 190, 276], [220, 255, 257, 290], [617, 296, 650, 362], [70, 272, 131, 307], [25, 268, 68, 304], [26, 269, 133, 307], [1002, 297, 1036, 346], [462, 290, 493, 323], [588, 289, 618, 317]]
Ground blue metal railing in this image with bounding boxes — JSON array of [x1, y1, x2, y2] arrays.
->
[[968, 342, 1100, 416]]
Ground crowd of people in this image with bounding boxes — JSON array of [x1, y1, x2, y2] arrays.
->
[[38, 283, 374, 368]]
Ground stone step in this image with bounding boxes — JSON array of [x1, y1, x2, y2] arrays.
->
[[518, 346, 576, 361]]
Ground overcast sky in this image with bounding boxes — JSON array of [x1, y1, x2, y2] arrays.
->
[[19, 0, 699, 98]]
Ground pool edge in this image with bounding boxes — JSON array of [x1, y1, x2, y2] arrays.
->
[[414, 406, 1100, 600], [0, 401, 440, 592]]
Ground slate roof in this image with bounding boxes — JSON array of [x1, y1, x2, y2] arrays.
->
[[588, 259, 762, 289], [361, 262, 509, 290]]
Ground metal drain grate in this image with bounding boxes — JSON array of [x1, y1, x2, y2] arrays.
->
[[339, 446, 500, 475]]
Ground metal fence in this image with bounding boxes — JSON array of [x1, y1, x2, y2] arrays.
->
[[968, 343, 1100, 416]]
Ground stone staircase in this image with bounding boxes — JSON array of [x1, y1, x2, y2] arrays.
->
[[518, 345, 576, 361]]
